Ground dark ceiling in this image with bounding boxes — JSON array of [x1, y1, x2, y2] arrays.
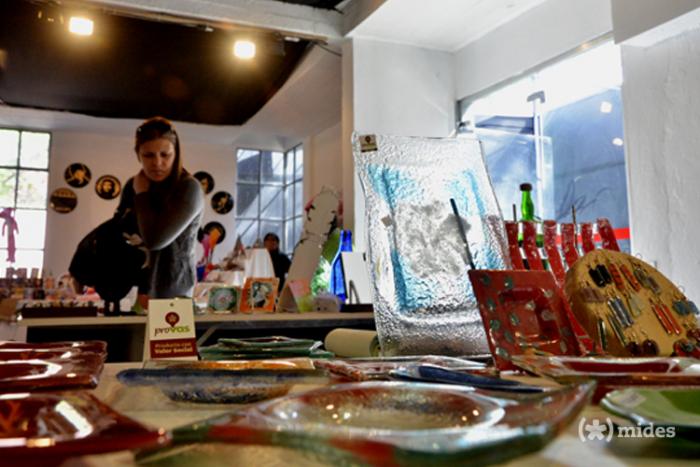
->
[[0, 1, 312, 125], [276, 0, 345, 9]]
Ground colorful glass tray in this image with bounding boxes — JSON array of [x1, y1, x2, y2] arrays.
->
[[511, 355, 700, 402], [117, 367, 328, 404], [469, 270, 586, 370], [315, 356, 494, 381], [0, 353, 105, 392], [163, 381, 594, 466], [602, 388, 700, 436], [143, 357, 316, 371], [0, 391, 168, 465], [390, 365, 546, 393]]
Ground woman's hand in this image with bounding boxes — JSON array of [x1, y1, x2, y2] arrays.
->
[[133, 170, 150, 194]]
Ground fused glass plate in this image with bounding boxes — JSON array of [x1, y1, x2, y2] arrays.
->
[[354, 134, 509, 356], [117, 367, 328, 404], [512, 355, 700, 403], [315, 355, 494, 381], [0, 391, 168, 465], [469, 269, 586, 370], [602, 388, 700, 436], [0, 353, 105, 392], [0, 340, 107, 355], [168, 381, 594, 466]]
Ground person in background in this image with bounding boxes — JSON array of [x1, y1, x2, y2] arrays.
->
[[264, 232, 291, 290], [118, 116, 204, 308]]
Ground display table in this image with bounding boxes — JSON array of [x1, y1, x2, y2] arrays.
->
[[66, 363, 699, 466], [18, 312, 375, 361]]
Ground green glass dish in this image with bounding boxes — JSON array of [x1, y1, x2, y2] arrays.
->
[[602, 388, 700, 436]]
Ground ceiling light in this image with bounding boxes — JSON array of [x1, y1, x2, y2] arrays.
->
[[233, 40, 256, 59], [69, 17, 93, 36], [612, 138, 624, 146], [600, 101, 613, 113]]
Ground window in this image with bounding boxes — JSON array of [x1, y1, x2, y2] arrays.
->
[[0, 128, 51, 275], [459, 41, 630, 251], [236, 145, 303, 255]]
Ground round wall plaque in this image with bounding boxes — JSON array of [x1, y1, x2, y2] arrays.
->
[[95, 175, 122, 200], [50, 188, 78, 213], [64, 163, 91, 188]]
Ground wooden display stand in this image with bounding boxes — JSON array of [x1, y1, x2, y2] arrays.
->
[[565, 249, 698, 356]]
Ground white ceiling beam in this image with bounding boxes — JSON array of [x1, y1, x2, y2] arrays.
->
[[78, 0, 344, 40]]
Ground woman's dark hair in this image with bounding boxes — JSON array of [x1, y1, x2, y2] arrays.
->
[[264, 232, 280, 243], [134, 116, 184, 185]]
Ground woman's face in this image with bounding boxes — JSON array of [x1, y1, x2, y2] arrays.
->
[[137, 138, 176, 182]]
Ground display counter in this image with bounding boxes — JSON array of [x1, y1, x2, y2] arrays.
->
[[66, 363, 698, 466], [17, 312, 375, 361]]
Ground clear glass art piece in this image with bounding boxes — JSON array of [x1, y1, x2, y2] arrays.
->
[[354, 133, 509, 356]]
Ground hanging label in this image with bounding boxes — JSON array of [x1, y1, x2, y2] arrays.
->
[[359, 134, 377, 152], [145, 298, 197, 360]]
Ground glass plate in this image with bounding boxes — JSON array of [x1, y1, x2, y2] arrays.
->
[[511, 355, 700, 402], [168, 381, 594, 465], [602, 388, 700, 435], [217, 336, 318, 349], [117, 367, 328, 404], [143, 357, 316, 371], [0, 353, 105, 392], [315, 356, 493, 381], [0, 340, 107, 355], [0, 391, 168, 464]]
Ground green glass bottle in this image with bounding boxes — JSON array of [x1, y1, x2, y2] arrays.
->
[[520, 183, 535, 221]]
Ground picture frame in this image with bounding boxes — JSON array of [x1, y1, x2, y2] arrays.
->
[[240, 277, 279, 313]]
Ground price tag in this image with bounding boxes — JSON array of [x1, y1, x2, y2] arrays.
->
[[144, 298, 197, 360]]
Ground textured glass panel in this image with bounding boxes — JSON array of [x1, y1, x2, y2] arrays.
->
[[0, 169, 17, 207], [237, 149, 260, 183], [14, 209, 46, 249], [354, 133, 509, 356], [19, 132, 50, 169], [261, 151, 284, 185], [17, 170, 48, 209], [284, 185, 294, 219], [236, 183, 259, 217], [0, 130, 19, 166], [237, 219, 259, 248], [261, 185, 283, 220], [294, 147, 303, 181], [294, 181, 303, 217]]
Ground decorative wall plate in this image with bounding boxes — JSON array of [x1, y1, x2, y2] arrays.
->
[[194, 171, 214, 194], [64, 163, 91, 188], [49, 188, 77, 213], [198, 221, 226, 244], [95, 175, 121, 200], [211, 191, 233, 214]]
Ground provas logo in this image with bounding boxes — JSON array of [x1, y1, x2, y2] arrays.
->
[[154, 311, 190, 336]]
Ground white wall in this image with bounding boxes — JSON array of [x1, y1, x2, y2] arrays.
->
[[620, 26, 700, 301], [453, 0, 613, 100], [304, 121, 342, 202], [44, 130, 236, 275], [341, 38, 456, 249], [612, 0, 700, 45]]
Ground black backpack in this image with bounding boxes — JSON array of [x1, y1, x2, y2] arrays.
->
[[69, 196, 147, 309]]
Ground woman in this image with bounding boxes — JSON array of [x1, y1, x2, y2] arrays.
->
[[117, 116, 204, 302]]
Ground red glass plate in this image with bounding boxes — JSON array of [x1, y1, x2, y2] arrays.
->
[[0, 340, 107, 355], [469, 270, 586, 370], [0, 354, 105, 392], [512, 355, 700, 402], [0, 349, 102, 361], [0, 391, 168, 465]]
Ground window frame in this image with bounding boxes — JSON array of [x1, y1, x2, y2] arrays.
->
[[0, 126, 52, 274], [235, 144, 303, 255]]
